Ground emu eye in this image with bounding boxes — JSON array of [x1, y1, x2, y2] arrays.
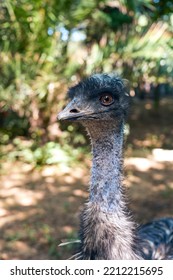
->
[[100, 94, 114, 106]]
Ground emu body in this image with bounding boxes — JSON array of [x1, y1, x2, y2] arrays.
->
[[58, 73, 173, 260]]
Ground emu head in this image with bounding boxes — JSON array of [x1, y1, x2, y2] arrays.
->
[[58, 73, 130, 123]]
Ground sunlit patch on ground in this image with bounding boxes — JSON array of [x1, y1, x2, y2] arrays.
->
[[152, 149, 173, 162]]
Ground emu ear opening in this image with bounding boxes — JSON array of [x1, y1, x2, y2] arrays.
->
[[122, 79, 130, 97]]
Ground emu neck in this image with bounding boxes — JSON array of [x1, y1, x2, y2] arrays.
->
[[79, 121, 141, 259], [88, 121, 124, 213]]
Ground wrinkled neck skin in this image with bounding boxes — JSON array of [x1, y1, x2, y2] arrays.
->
[[79, 120, 142, 260]]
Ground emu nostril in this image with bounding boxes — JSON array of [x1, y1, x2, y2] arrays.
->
[[70, 108, 79, 113]]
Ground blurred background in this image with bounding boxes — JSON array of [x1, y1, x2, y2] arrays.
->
[[0, 0, 173, 260]]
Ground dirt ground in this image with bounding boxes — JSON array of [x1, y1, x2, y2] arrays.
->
[[0, 99, 173, 260]]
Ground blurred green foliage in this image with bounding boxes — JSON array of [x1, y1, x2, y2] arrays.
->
[[0, 0, 173, 165]]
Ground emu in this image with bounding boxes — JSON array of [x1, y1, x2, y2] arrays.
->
[[58, 73, 173, 260]]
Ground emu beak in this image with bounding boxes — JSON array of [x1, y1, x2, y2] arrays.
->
[[57, 99, 76, 121], [58, 100, 94, 121], [57, 100, 85, 121], [57, 107, 70, 121]]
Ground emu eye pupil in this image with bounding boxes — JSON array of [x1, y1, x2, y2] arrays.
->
[[105, 96, 109, 102], [100, 94, 114, 106]]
